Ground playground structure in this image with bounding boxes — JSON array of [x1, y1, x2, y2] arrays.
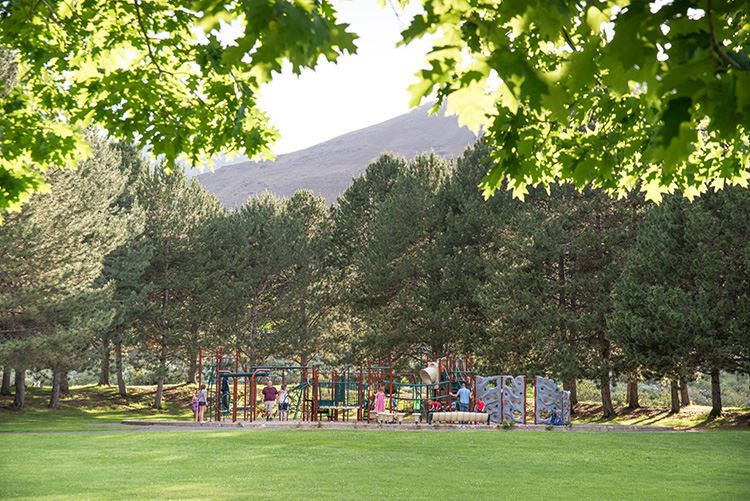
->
[[198, 349, 571, 426]]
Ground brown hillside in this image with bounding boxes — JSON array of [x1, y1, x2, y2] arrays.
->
[[197, 103, 476, 206]]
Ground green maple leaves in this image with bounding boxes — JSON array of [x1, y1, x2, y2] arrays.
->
[[2, 0, 749, 219], [0, 0, 356, 216], [403, 0, 750, 202]]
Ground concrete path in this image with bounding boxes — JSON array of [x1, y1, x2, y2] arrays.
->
[[120, 419, 677, 433], [0, 420, 678, 435]]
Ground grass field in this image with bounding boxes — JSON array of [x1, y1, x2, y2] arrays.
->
[[1, 429, 749, 500], [0, 385, 194, 432], [2, 384, 748, 432], [1, 386, 749, 500]]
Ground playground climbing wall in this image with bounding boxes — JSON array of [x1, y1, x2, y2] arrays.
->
[[475, 376, 502, 423], [534, 376, 571, 425], [501, 375, 526, 423]]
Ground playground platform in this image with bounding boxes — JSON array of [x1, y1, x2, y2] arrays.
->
[[120, 419, 676, 433]]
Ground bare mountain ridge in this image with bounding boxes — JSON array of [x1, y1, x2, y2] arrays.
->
[[197, 103, 476, 206]]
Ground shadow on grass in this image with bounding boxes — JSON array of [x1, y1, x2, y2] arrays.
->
[[0, 384, 195, 431], [572, 402, 750, 430]]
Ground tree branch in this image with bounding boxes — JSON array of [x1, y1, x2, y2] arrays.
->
[[561, 27, 577, 52], [707, 0, 742, 70], [133, 0, 163, 74]]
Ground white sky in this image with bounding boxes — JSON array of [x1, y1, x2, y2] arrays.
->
[[254, 0, 430, 157]]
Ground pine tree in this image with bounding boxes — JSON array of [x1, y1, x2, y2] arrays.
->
[[345, 153, 451, 360], [270, 191, 331, 362], [479, 185, 643, 416], [96, 143, 153, 395], [196, 193, 289, 365], [327, 154, 407, 360], [137, 168, 221, 409], [0, 133, 130, 408], [610, 189, 750, 417], [432, 141, 516, 367]]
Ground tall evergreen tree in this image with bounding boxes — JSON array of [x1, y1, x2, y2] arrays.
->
[[345, 153, 451, 360], [610, 188, 750, 417], [270, 191, 331, 362], [198, 194, 291, 365], [327, 154, 407, 361], [95, 143, 153, 395], [479, 186, 643, 416], [0, 133, 130, 408], [137, 168, 221, 409]]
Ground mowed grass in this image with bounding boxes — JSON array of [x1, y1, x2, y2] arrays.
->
[[4, 384, 748, 432], [1, 430, 749, 500], [0, 385, 194, 432], [572, 402, 750, 430]]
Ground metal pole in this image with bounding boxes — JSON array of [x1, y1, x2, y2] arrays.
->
[[533, 376, 537, 424], [215, 350, 222, 422], [388, 359, 394, 412], [331, 369, 336, 421], [470, 355, 476, 410], [251, 371, 256, 422], [313, 367, 319, 421], [302, 365, 308, 422], [367, 364, 371, 424], [358, 369, 363, 421], [232, 351, 238, 423]]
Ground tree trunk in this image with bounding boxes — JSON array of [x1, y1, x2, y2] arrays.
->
[[186, 348, 197, 384], [11, 368, 25, 409], [60, 371, 69, 395], [563, 377, 578, 408], [0, 367, 11, 396], [669, 379, 680, 414], [154, 334, 167, 409], [48, 370, 62, 409], [679, 377, 690, 407], [709, 368, 722, 418], [626, 374, 640, 409], [115, 338, 127, 397], [599, 373, 616, 418], [99, 335, 111, 385]]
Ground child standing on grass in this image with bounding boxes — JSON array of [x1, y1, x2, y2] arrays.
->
[[277, 384, 290, 421], [375, 385, 386, 414], [197, 384, 208, 423], [192, 390, 199, 421]]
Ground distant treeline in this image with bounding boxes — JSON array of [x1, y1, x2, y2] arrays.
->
[[1, 138, 748, 417]]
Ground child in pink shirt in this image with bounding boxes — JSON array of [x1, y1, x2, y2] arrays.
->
[[375, 386, 386, 413]]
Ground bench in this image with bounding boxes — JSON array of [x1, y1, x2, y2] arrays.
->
[[374, 411, 405, 424], [429, 411, 489, 425]]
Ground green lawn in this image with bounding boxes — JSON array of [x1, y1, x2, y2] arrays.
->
[[4, 384, 748, 432], [0, 385, 194, 432], [1, 429, 748, 500], [573, 402, 750, 430]]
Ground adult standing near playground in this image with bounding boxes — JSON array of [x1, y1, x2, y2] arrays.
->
[[453, 383, 471, 412], [262, 379, 278, 421], [197, 384, 208, 423]]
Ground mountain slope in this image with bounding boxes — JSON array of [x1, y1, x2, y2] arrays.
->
[[197, 104, 476, 206]]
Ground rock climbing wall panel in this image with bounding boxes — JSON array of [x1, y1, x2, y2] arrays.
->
[[534, 376, 571, 425], [475, 375, 503, 423], [501, 375, 526, 423]]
